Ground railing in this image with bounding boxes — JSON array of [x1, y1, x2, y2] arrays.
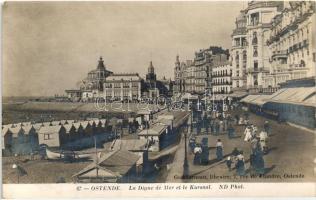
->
[[231, 76, 246, 80], [212, 82, 232, 86], [247, 86, 280, 94]]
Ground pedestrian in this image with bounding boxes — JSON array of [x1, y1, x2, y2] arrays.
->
[[235, 151, 246, 176], [219, 120, 224, 134], [254, 148, 265, 176], [223, 117, 228, 131], [227, 124, 235, 139], [193, 144, 202, 165], [210, 120, 214, 135], [234, 114, 240, 125], [215, 121, 220, 135], [244, 126, 252, 142], [259, 130, 268, 153], [231, 147, 238, 156], [249, 153, 255, 172], [251, 125, 258, 137], [196, 124, 201, 135], [238, 116, 244, 125], [216, 139, 223, 160], [189, 138, 196, 153], [226, 156, 232, 171], [250, 136, 259, 154], [264, 121, 271, 136]]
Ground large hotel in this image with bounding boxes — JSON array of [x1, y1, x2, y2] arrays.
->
[[174, 1, 315, 96]]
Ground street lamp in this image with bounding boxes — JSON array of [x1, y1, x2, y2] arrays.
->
[[183, 122, 189, 177], [183, 111, 193, 176]]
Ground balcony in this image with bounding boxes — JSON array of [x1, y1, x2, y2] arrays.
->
[[212, 73, 230, 77], [212, 82, 232, 86], [246, 67, 268, 73], [232, 27, 247, 36], [232, 76, 246, 80], [271, 50, 287, 59]]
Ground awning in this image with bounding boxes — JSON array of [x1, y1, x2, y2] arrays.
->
[[227, 91, 248, 98], [251, 95, 272, 106], [181, 93, 199, 100], [269, 87, 316, 107], [240, 95, 271, 107], [240, 87, 316, 108]]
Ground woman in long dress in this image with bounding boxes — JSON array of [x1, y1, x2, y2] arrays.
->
[[216, 139, 223, 160], [193, 145, 202, 165], [227, 124, 235, 139], [259, 130, 268, 153], [235, 151, 246, 176], [215, 121, 220, 135], [244, 126, 252, 142], [254, 148, 265, 175]]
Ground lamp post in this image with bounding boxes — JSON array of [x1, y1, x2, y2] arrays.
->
[[183, 123, 189, 177], [183, 111, 192, 177]]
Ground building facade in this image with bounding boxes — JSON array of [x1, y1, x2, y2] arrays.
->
[[103, 73, 142, 101], [66, 58, 172, 102], [265, 1, 316, 88], [184, 60, 195, 94], [193, 49, 213, 95], [212, 62, 233, 94], [231, 10, 248, 91], [173, 47, 229, 96], [245, 1, 284, 90]]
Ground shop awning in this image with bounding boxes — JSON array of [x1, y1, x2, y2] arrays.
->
[[181, 93, 199, 100], [240, 87, 316, 108], [240, 95, 271, 107], [269, 87, 316, 107], [227, 91, 248, 98]]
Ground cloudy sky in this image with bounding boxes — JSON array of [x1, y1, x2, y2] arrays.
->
[[3, 1, 245, 97]]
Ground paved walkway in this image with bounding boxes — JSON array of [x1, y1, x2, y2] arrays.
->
[[166, 110, 315, 182]]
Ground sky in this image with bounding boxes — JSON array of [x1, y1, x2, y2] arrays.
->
[[2, 1, 245, 97]]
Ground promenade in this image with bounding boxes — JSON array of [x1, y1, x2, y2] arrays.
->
[[166, 110, 315, 182]]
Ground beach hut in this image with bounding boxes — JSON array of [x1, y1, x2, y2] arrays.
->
[[38, 125, 64, 148], [62, 124, 77, 142], [2, 126, 13, 154]]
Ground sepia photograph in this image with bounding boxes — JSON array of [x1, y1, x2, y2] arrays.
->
[[1, 0, 315, 198]]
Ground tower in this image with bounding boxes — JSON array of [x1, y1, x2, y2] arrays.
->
[[146, 61, 157, 81]]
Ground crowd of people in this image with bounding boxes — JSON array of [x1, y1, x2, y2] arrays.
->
[[188, 103, 272, 176]]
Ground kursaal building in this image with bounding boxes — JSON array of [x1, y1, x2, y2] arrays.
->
[[65, 57, 173, 102]]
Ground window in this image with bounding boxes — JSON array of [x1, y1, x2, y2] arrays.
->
[[253, 46, 258, 57], [235, 52, 239, 61], [254, 76, 258, 86], [123, 82, 129, 88], [252, 32, 258, 45], [254, 61, 258, 70], [114, 83, 121, 88], [243, 51, 247, 61], [44, 134, 50, 140]]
